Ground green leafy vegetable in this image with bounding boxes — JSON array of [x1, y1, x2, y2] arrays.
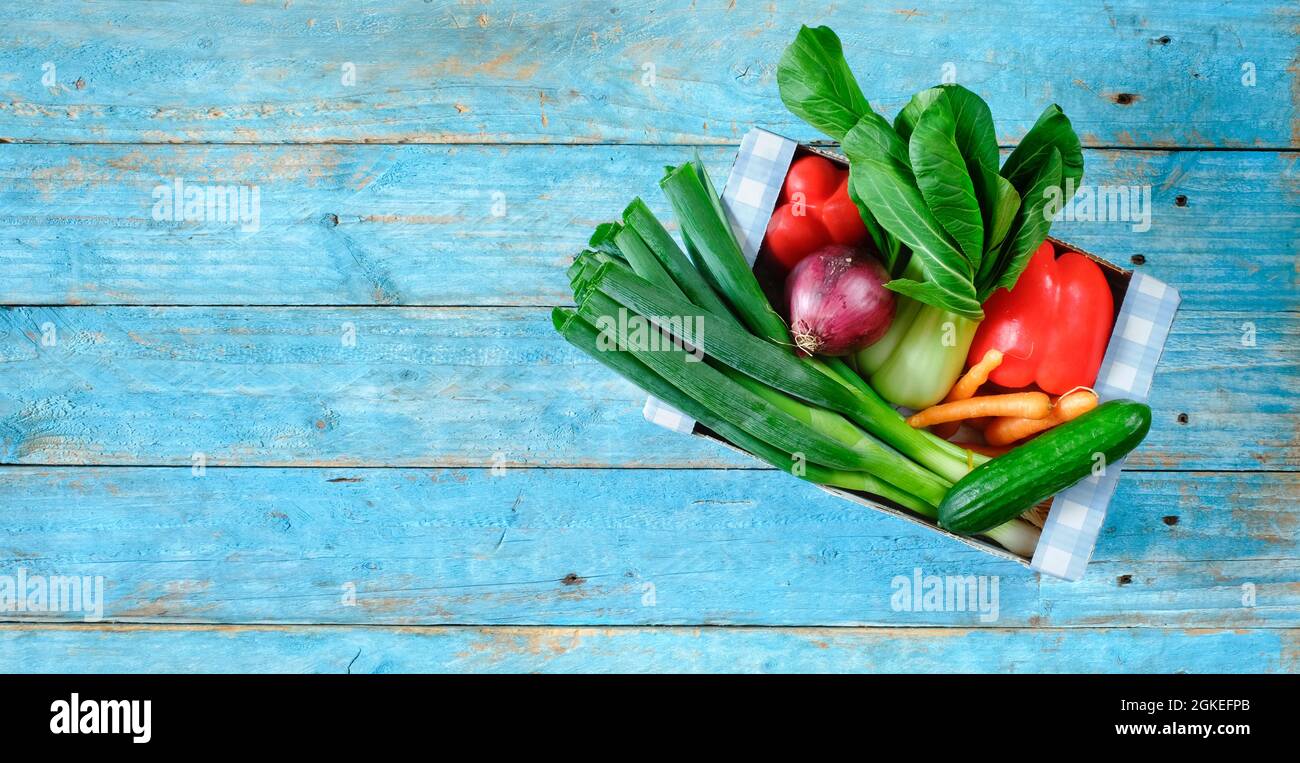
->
[[842, 112, 983, 321], [1000, 104, 1084, 200], [988, 146, 1064, 295], [909, 95, 985, 268], [776, 25, 871, 141]]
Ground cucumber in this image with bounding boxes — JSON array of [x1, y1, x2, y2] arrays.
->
[[938, 399, 1152, 535]]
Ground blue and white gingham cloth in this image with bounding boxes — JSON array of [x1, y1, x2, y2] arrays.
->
[[1031, 270, 1180, 580], [643, 128, 1180, 581]]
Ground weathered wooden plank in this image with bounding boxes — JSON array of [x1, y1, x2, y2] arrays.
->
[[0, 624, 1292, 673], [1042, 561, 1298, 628], [0, 144, 1293, 311], [0, 1, 1292, 147], [1, 467, 1294, 626], [0, 307, 1292, 470]]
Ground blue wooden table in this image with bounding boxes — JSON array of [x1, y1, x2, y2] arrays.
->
[[0, 1, 1295, 672]]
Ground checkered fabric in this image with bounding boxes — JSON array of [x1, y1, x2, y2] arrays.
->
[[1031, 272, 1181, 580]]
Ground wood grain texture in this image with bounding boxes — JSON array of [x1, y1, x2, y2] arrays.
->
[[0, 624, 1292, 673], [0, 1, 1293, 673], [1, 467, 1294, 626], [1, 1, 1293, 147], [0, 144, 1294, 310], [0, 307, 1293, 470]]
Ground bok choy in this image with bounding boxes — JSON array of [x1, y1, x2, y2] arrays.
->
[[777, 25, 1084, 408]]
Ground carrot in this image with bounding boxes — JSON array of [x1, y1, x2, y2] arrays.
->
[[932, 349, 1004, 439], [948, 349, 1004, 402], [984, 388, 1099, 446], [906, 391, 1051, 428]]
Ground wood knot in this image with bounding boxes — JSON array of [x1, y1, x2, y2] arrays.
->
[[1162, 515, 1179, 526], [1117, 574, 1133, 585], [1174, 195, 1188, 207], [1110, 92, 1139, 105], [561, 573, 585, 586], [1176, 413, 1189, 424], [1130, 254, 1146, 265]]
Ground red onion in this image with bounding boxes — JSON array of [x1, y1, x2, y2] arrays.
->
[[785, 245, 895, 356]]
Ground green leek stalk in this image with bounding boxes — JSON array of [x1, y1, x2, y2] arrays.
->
[[552, 306, 934, 515], [576, 290, 890, 473], [621, 197, 739, 325], [554, 306, 1038, 555], [603, 213, 949, 504], [585, 263, 983, 483], [855, 258, 981, 410], [719, 366, 950, 507], [659, 160, 789, 344]]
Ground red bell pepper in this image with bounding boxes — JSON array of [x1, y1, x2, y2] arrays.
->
[[762, 154, 868, 271], [967, 241, 1115, 395]]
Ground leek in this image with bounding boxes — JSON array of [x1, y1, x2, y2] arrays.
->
[[553, 306, 934, 515], [576, 291, 893, 473], [621, 198, 738, 325], [555, 305, 1037, 554], [583, 263, 982, 483], [659, 159, 789, 343], [613, 225, 686, 300], [720, 365, 950, 506]]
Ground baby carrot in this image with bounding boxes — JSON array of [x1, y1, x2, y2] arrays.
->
[[933, 349, 1005, 439], [984, 388, 1099, 446], [949, 349, 1004, 402], [907, 391, 1051, 429]]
